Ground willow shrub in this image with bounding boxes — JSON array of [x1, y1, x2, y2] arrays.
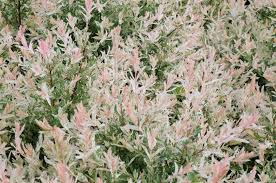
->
[[0, 0, 275, 182]]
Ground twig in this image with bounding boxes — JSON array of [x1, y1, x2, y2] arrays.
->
[[17, 0, 22, 28]]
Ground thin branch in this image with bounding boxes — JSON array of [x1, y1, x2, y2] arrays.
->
[[17, 0, 22, 27]]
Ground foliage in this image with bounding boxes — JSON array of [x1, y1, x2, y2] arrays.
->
[[0, 0, 275, 182]]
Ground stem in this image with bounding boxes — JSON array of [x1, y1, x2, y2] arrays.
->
[[68, 50, 86, 120], [47, 64, 55, 107], [70, 62, 82, 101], [112, 172, 116, 183], [17, 0, 22, 27], [69, 40, 89, 105]]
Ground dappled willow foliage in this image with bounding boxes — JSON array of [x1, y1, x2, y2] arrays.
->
[[0, 0, 275, 182]]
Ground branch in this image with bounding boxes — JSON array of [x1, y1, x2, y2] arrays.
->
[[17, 0, 22, 27]]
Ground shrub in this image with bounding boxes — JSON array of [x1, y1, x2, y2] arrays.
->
[[0, 0, 275, 182]]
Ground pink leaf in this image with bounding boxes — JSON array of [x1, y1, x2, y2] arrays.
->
[[178, 163, 193, 175], [259, 142, 272, 162], [71, 47, 82, 64], [38, 39, 50, 59], [69, 75, 81, 94], [36, 118, 53, 131], [234, 149, 256, 164], [16, 25, 28, 49], [39, 83, 51, 105], [96, 177, 104, 183], [104, 149, 119, 174], [147, 129, 158, 151], [210, 156, 230, 183], [73, 103, 88, 130], [31, 63, 43, 76], [55, 162, 73, 183], [0, 161, 9, 183], [85, 0, 93, 15], [239, 113, 260, 130]]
